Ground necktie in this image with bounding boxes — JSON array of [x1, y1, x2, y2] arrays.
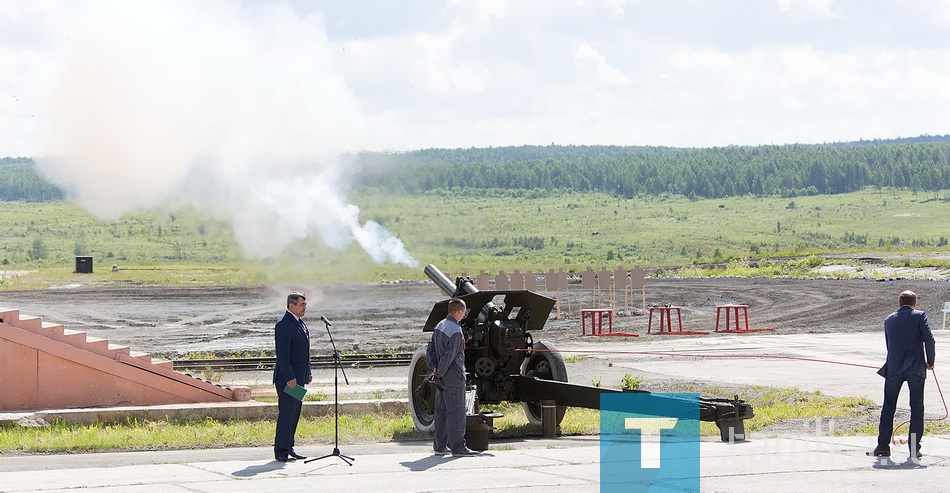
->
[[300, 319, 309, 337]]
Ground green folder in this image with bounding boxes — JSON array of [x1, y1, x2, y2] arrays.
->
[[283, 384, 307, 402]]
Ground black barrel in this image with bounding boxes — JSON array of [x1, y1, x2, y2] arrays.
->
[[424, 264, 479, 297]]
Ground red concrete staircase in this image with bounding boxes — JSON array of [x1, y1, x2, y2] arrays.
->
[[0, 307, 250, 411]]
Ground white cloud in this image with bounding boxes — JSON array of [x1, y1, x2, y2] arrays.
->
[[575, 0, 638, 18], [449, 0, 512, 26], [928, 0, 950, 26], [776, 0, 837, 19], [414, 30, 490, 94], [573, 41, 632, 85], [603, 0, 637, 18], [337, 24, 490, 104]]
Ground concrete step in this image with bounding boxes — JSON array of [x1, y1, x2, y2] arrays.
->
[[84, 337, 110, 355], [108, 344, 131, 356], [130, 351, 152, 363], [54, 328, 88, 346], [11, 314, 42, 330], [0, 308, 20, 325]]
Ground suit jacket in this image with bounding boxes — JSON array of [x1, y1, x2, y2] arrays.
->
[[880, 305, 935, 379], [273, 311, 312, 386]]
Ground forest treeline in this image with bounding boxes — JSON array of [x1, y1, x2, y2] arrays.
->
[[353, 135, 950, 199], [4, 135, 950, 202], [0, 157, 65, 202]]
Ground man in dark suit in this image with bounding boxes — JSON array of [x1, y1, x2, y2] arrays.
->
[[874, 290, 935, 460], [273, 291, 312, 462]]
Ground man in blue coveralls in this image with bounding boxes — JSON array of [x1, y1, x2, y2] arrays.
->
[[426, 297, 479, 457]]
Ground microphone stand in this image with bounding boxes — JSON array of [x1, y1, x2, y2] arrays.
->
[[306, 317, 354, 466]]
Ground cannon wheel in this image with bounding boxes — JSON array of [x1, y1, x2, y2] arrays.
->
[[521, 340, 568, 426], [408, 345, 435, 433]]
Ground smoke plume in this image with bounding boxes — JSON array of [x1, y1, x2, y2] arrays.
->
[[36, 0, 416, 266]]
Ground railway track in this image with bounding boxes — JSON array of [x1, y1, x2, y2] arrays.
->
[[172, 353, 414, 372]]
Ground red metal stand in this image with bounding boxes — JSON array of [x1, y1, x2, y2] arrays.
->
[[714, 305, 775, 333], [581, 309, 638, 337], [581, 309, 612, 335], [647, 306, 709, 335]]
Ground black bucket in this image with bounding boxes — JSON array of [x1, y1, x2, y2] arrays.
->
[[465, 413, 503, 451]]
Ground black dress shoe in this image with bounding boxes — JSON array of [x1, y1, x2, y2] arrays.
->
[[275, 455, 296, 462], [289, 451, 307, 460], [452, 448, 480, 457]]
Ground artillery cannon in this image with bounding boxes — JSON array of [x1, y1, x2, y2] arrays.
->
[[408, 264, 754, 441]]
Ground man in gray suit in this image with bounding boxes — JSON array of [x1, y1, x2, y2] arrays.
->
[[874, 290, 935, 459]]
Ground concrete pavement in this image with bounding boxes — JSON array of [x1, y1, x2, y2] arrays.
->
[[1, 435, 948, 492]]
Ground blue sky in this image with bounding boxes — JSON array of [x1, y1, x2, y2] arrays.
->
[[3, 0, 950, 159]]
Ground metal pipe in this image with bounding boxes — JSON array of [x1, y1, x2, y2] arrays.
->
[[424, 264, 457, 296], [424, 264, 480, 297]]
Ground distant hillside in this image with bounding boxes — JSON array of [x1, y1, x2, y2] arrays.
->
[[353, 136, 950, 199], [843, 134, 950, 146], [4, 135, 950, 202], [0, 157, 65, 202]]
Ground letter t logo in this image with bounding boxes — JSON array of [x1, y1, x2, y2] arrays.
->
[[624, 417, 679, 468]]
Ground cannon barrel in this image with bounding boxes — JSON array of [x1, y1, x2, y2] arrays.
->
[[424, 264, 478, 298]]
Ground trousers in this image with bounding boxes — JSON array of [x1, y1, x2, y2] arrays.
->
[[433, 385, 467, 453], [274, 382, 303, 455], [877, 371, 925, 452]]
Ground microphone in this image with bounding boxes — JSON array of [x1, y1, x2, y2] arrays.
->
[[320, 315, 333, 327]]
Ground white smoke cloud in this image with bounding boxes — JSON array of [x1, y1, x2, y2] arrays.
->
[[35, 0, 416, 266]]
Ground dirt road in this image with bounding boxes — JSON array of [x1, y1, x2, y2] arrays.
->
[[2, 276, 947, 357]]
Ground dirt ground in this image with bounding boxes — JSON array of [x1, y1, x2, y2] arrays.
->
[[2, 274, 947, 357]]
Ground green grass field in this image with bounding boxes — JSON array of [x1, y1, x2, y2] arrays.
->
[[0, 187, 947, 287]]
